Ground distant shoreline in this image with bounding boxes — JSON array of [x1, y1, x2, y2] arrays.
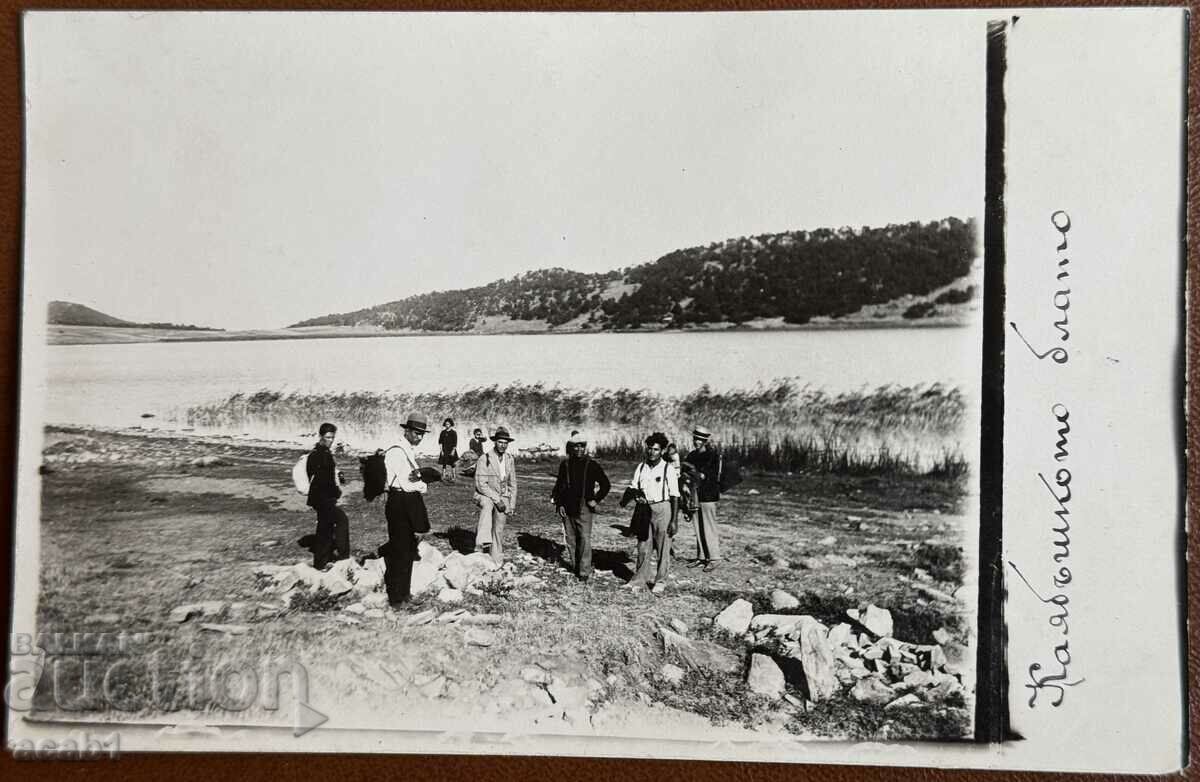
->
[[47, 317, 974, 346]]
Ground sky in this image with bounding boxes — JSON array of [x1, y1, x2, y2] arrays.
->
[[24, 12, 987, 330]]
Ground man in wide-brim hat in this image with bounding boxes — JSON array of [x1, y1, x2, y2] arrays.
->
[[473, 426, 518, 564], [381, 412, 432, 607], [683, 424, 732, 572]]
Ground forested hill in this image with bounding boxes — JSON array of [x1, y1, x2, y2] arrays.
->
[[48, 301, 221, 331], [291, 218, 977, 332]]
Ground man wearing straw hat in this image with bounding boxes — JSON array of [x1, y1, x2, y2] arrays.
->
[[551, 431, 611, 582], [474, 426, 518, 564], [684, 424, 730, 572], [382, 413, 432, 607]]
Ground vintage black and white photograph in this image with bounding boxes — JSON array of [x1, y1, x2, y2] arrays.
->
[[17, 8, 995, 760]]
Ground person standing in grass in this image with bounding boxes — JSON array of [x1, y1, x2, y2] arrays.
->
[[622, 432, 679, 594], [382, 413, 431, 608], [551, 432, 611, 582], [474, 426, 518, 564], [684, 425, 734, 572], [306, 422, 348, 571], [438, 417, 459, 482], [468, 428, 486, 457]]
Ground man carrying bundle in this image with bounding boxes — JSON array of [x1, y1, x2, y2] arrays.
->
[[306, 422, 348, 571], [622, 432, 679, 595], [551, 432, 611, 582]]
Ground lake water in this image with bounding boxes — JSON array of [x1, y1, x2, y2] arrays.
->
[[42, 328, 980, 456]]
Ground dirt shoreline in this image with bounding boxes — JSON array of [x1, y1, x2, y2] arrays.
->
[[31, 426, 975, 742]]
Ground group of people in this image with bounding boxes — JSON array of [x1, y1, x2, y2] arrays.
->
[[303, 415, 736, 608]]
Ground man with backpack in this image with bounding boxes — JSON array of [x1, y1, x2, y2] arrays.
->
[[306, 422, 348, 571], [551, 432, 611, 582], [684, 425, 740, 572], [380, 413, 433, 608]]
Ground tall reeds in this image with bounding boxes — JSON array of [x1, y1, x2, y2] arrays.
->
[[185, 380, 969, 476]]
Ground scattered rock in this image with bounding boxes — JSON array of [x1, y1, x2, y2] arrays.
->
[[788, 616, 838, 701], [747, 489, 761, 496], [657, 626, 740, 674], [521, 666, 553, 684], [435, 609, 469, 624], [168, 601, 225, 624], [714, 599, 754, 636], [465, 628, 495, 647], [827, 622, 854, 648], [189, 456, 228, 467], [405, 609, 437, 626], [749, 614, 803, 636], [334, 615, 361, 626], [885, 693, 922, 711], [410, 561, 442, 595], [850, 676, 896, 705], [199, 623, 249, 636], [746, 654, 785, 698], [914, 583, 957, 604], [818, 535, 837, 546], [769, 555, 791, 569], [416, 541, 445, 569], [824, 554, 857, 568], [344, 603, 366, 615], [259, 540, 279, 547], [932, 627, 953, 646], [660, 663, 685, 685], [860, 604, 894, 638], [461, 613, 502, 626], [769, 589, 800, 610], [437, 587, 464, 604], [926, 677, 966, 703], [668, 618, 689, 635], [362, 593, 389, 609], [913, 567, 933, 582], [363, 609, 385, 619]]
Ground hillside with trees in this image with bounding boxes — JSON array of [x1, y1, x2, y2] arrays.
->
[[291, 217, 977, 332]]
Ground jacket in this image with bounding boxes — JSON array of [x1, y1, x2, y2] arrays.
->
[[685, 446, 724, 503], [551, 457, 611, 517], [306, 443, 341, 507], [474, 447, 518, 511]]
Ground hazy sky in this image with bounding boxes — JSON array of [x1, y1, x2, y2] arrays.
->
[[25, 12, 986, 330]]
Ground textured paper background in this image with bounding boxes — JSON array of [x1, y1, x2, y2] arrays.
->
[[0, 2, 1194, 780]]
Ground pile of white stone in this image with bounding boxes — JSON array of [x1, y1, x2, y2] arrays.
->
[[712, 592, 966, 712], [252, 543, 540, 611]]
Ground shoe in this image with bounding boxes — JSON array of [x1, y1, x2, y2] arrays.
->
[[651, 583, 666, 595], [687, 559, 706, 569], [702, 561, 719, 572], [623, 582, 646, 592], [388, 598, 410, 610]]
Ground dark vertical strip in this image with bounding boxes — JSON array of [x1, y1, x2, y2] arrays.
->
[[976, 18, 1010, 743]]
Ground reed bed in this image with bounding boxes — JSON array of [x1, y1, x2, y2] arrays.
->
[[185, 380, 969, 477]]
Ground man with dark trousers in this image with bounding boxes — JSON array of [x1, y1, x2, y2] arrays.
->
[[382, 413, 431, 608], [551, 431, 611, 581], [306, 422, 348, 570]]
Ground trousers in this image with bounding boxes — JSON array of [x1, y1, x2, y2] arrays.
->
[[383, 490, 419, 603], [630, 501, 672, 586], [561, 505, 594, 578], [693, 501, 722, 561], [311, 500, 350, 569], [475, 495, 508, 564]]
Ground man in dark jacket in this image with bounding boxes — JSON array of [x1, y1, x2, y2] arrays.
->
[[551, 432, 611, 581], [684, 425, 737, 572], [307, 422, 348, 570]]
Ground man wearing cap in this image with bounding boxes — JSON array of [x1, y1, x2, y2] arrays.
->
[[382, 413, 431, 607], [684, 425, 729, 572], [473, 426, 518, 564], [551, 432, 611, 581], [307, 422, 348, 570]]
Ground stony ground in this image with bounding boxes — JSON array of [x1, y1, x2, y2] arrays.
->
[[31, 426, 975, 741]]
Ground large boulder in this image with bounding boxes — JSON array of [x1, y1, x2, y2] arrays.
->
[[749, 614, 805, 636], [746, 654, 785, 698], [776, 616, 837, 702], [417, 541, 445, 569], [827, 622, 855, 648], [410, 560, 442, 595], [714, 599, 754, 636], [859, 604, 894, 638], [442, 553, 469, 589]]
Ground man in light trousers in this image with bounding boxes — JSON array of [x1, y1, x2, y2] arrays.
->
[[473, 426, 518, 564], [623, 431, 679, 595]]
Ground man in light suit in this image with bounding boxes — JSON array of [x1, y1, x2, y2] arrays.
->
[[473, 426, 518, 564]]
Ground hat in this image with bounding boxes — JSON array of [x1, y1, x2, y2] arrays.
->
[[567, 432, 588, 445], [491, 426, 514, 442], [401, 413, 430, 434], [691, 425, 712, 441]]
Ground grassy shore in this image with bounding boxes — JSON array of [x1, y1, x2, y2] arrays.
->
[[31, 427, 974, 741]]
